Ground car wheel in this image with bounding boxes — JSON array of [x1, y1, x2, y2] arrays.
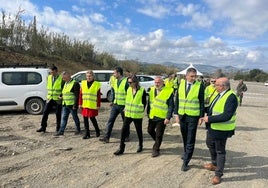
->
[[107, 90, 113, 102], [25, 98, 45, 115]]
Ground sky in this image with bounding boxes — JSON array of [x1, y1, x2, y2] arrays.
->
[[0, 0, 268, 71]]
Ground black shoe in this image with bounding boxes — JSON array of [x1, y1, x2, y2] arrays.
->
[[83, 135, 90, 139], [96, 132, 100, 137], [36, 128, 46, 133], [137, 146, 143, 153], [114, 148, 124, 155], [99, 137, 109, 143], [152, 150, 160, 157], [54, 132, 64, 136], [181, 164, 190, 172]]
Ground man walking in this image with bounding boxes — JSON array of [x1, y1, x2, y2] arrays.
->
[[174, 67, 205, 171], [37, 65, 64, 133], [99, 67, 129, 143], [201, 77, 238, 185], [147, 76, 174, 157], [55, 71, 80, 136]]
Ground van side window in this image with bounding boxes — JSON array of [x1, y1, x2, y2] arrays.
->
[[2, 72, 42, 85], [27, 72, 42, 84], [73, 73, 86, 82], [2, 72, 23, 85], [96, 73, 108, 82]]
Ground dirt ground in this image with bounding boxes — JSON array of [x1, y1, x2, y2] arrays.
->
[[1, 81, 268, 188]]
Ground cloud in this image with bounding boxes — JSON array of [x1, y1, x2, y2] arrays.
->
[[174, 35, 197, 48], [137, 4, 170, 18], [89, 13, 106, 23], [246, 51, 261, 62], [205, 0, 268, 38], [176, 3, 213, 29], [203, 36, 225, 48]]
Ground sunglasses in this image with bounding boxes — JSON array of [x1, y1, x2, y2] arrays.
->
[[211, 81, 216, 83], [128, 81, 133, 84]]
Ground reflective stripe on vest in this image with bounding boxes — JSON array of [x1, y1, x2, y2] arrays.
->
[[178, 79, 201, 116], [47, 75, 63, 100], [124, 87, 145, 119], [81, 80, 101, 109], [211, 90, 237, 131], [149, 86, 173, 119], [62, 80, 75, 105], [114, 78, 127, 105]]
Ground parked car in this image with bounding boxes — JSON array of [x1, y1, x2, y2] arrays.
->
[[0, 67, 49, 114], [71, 70, 114, 102], [265, 81, 268, 86], [136, 75, 156, 93]]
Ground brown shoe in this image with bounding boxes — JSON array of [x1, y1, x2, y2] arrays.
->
[[203, 163, 217, 171], [211, 176, 221, 185]]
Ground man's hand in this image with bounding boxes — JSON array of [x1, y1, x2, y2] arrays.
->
[[198, 118, 203, 126], [164, 119, 170, 125]]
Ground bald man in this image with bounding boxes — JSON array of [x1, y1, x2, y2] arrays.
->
[[201, 77, 238, 185]]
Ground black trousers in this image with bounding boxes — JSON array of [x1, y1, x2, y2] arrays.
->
[[83, 116, 100, 134], [147, 119, 166, 151], [120, 117, 143, 147], [180, 116, 198, 165], [206, 131, 227, 177], [41, 99, 62, 131]]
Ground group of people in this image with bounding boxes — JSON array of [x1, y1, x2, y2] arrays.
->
[[36, 65, 239, 185]]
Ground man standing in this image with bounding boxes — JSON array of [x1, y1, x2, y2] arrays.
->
[[99, 67, 129, 143], [174, 67, 205, 171], [147, 76, 174, 157], [55, 71, 80, 136], [236, 79, 247, 106], [201, 77, 238, 185], [37, 65, 64, 133]]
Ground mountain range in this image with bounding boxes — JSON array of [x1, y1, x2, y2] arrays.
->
[[161, 62, 250, 75]]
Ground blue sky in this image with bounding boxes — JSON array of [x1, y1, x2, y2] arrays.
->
[[1, 0, 268, 71]]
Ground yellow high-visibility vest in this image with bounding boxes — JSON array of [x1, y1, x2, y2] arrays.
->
[[178, 79, 201, 116], [149, 86, 173, 119], [114, 78, 127, 105], [62, 80, 75, 105], [81, 80, 101, 109], [109, 75, 117, 89], [124, 87, 145, 119], [164, 78, 174, 88], [211, 90, 237, 131], [204, 84, 218, 107], [47, 75, 63, 100]]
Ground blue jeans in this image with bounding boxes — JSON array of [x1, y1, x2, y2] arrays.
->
[[59, 106, 80, 133], [105, 104, 128, 139]]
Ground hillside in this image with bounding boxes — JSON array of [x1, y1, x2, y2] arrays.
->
[[0, 50, 97, 74]]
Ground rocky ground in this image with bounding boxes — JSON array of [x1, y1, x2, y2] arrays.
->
[[1, 81, 268, 188]]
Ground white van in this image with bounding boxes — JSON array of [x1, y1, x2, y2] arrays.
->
[[71, 70, 113, 102], [0, 67, 49, 114]]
